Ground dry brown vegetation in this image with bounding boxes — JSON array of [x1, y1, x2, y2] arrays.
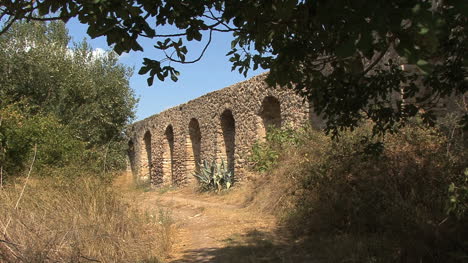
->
[[245, 122, 468, 262], [0, 175, 173, 263]]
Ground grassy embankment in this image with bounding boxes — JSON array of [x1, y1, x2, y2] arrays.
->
[[246, 121, 467, 262], [0, 174, 173, 263]]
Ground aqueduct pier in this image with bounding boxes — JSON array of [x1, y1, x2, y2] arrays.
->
[[126, 73, 317, 186]]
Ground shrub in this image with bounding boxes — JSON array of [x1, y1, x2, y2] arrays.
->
[[248, 121, 468, 262], [0, 105, 86, 179], [447, 168, 468, 220], [0, 102, 131, 182], [249, 126, 304, 172]]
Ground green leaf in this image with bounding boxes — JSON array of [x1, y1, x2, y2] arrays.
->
[[193, 31, 202, 41], [231, 38, 240, 49], [448, 183, 456, 193], [138, 66, 150, 75], [419, 27, 429, 35], [156, 72, 164, 81], [416, 59, 428, 66], [147, 76, 154, 86], [412, 4, 421, 14]]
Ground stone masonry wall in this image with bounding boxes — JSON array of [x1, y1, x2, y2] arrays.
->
[[126, 73, 314, 186]]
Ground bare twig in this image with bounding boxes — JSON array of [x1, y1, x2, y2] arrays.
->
[[28, 15, 69, 21], [0, 238, 19, 248], [0, 234, 22, 261], [155, 32, 187, 37]]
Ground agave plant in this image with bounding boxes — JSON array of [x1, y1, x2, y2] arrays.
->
[[218, 159, 232, 190], [192, 159, 233, 192], [192, 160, 215, 191]]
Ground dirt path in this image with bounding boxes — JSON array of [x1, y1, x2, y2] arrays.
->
[[114, 173, 286, 263], [158, 190, 277, 262]]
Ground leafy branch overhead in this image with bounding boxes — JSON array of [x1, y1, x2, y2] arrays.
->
[[1, 0, 467, 134]]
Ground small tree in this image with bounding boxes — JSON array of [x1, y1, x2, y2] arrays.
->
[[0, 21, 138, 177]]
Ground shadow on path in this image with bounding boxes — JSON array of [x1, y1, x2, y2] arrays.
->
[[170, 229, 317, 263]]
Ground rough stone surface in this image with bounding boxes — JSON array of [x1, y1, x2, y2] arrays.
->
[[126, 73, 313, 186]]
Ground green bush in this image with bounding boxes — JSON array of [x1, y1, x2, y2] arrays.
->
[[447, 168, 468, 220], [0, 21, 136, 181], [249, 126, 304, 172], [0, 105, 85, 177], [0, 103, 128, 181], [250, 121, 467, 262]]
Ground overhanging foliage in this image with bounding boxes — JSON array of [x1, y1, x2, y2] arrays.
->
[[1, 0, 467, 134]]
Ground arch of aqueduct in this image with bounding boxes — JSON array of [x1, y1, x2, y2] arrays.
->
[[126, 73, 319, 186]]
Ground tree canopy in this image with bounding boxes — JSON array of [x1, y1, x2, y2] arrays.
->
[[0, 21, 137, 177], [1, 0, 466, 134]]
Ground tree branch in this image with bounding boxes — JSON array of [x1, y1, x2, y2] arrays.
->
[[28, 15, 69, 21], [164, 29, 213, 64], [0, 16, 17, 35], [361, 43, 391, 77], [155, 32, 187, 37]]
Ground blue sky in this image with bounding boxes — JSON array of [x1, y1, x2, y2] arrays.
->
[[66, 19, 266, 121]]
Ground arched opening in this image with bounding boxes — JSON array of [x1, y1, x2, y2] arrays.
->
[[127, 139, 135, 173], [141, 131, 152, 180], [219, 110, 235, 174], [258, 96, 282, 138], [186, 118, 201, 180], [162, 125, 174, 185]]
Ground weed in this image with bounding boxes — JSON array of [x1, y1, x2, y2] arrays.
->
[[156, 185, 176, 194], [134, 177, 154, 192], [156, 208, 174, 256]]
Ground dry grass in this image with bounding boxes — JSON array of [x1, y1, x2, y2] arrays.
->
[[244, 130, 329, 216], [244, 123, 467, 262], [0, 175, 173, 263]]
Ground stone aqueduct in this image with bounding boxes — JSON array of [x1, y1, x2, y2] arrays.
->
[[126, 73, 318, 186]]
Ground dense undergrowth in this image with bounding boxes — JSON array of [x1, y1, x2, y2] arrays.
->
[[0, 175, 171, 263], [248, 121, 467, 262]]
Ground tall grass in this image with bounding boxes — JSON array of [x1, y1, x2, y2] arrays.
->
[[248, 122, 467, 262], [0, 176, 171, 263]]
